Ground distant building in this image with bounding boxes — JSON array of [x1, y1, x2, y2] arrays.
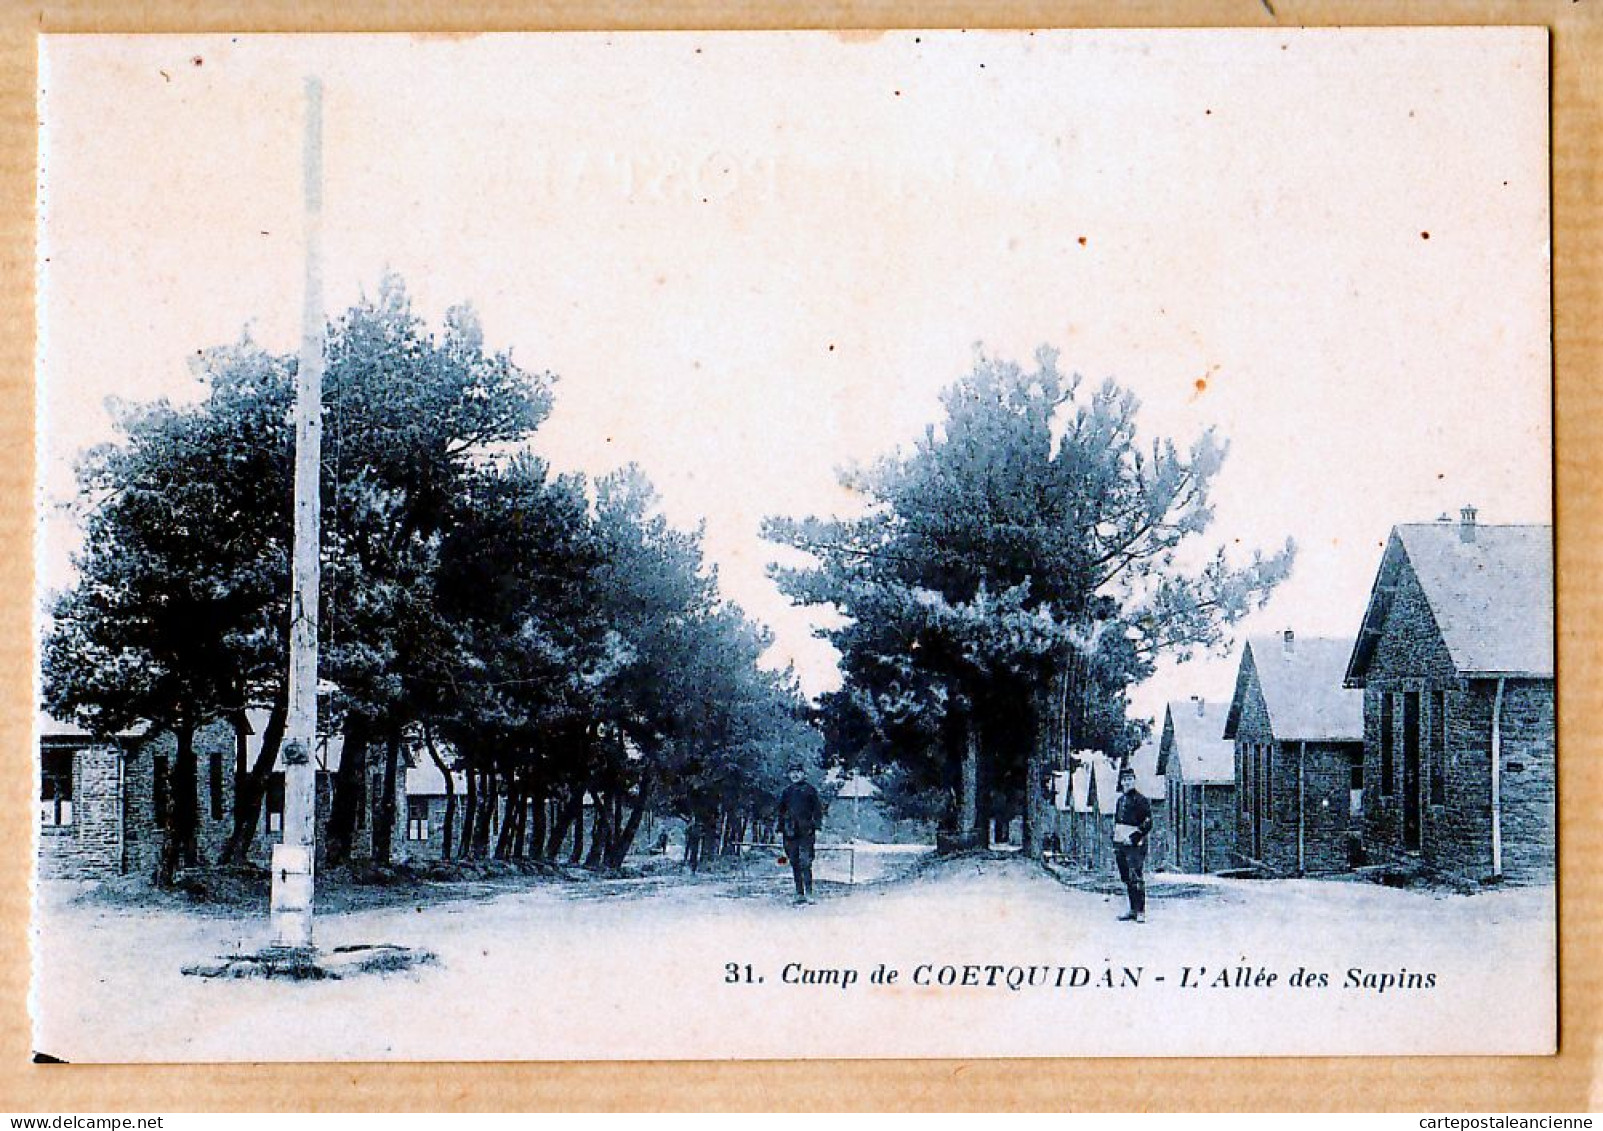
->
[[1225, 632, 1365, 875], [401, 760, 469, 860], [1158, 697, 1236, 873], [821, 771, 907, 842], [1053, 754, 1117, 870], [1344, 512, 1554, 884]]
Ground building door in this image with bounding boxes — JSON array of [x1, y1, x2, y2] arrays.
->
[[1402, 692, 1421, 850]]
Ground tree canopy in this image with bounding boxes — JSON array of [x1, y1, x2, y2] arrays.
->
[[764, 347, 1294, 853], [43, 275, 811, 882]]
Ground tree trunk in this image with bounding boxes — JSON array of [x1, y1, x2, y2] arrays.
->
[[470, 770, 497, 858], [974, 711, 995, 845], [158, 718, 200, 886], [510, 786, 528, 859], [422, 724, 456, 862], [584, 788, 610, 868], [959, 709, 980, 843], [459, 765, 478, 861], [221, 684, 289, 865], [548, 788, 580, 859], [372, 726, 401, 865], [231, 708, 249, 805], [1024, 671, 1061, 860], [604, 774, 652, 870], [495, 775, 520, 860], [567, 792, 586, 864], [325, 716, 371, 866], [684, 817, 701, 872], [527, 790, 547, 860]]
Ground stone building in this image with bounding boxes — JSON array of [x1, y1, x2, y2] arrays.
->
[[37, 716, 133, 879], [38, 713, 248, 879], [400, 761, 469, 860], [1158, 697, 1237, 873], [1225, 632, 1365, 875], [1343, 511, 1554, 884], [37, 709, 404, 880]]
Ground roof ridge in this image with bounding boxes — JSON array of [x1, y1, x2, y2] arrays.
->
[[1396, 521, 1552, 530]]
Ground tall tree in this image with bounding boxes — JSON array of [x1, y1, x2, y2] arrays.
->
[[765, 347, 1295, 857], [43, 275, 558, 875], [314, 276, 555, 865], [42, 338, 295, 883]]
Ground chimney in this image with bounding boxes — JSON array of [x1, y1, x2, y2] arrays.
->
[[1190, 694, 1205, 718], [1459, 504, 1478, 543], [1436, 512, 1452, 524], [1282, 627, 1296, 654]]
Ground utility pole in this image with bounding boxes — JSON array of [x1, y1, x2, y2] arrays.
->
[[270, 75, 324, 952]]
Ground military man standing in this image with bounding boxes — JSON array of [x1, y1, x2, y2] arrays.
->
[[1112, 764, 1154, 923], [776, 761, 824, 904]]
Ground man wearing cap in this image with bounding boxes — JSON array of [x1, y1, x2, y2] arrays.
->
[[1112, 764, 1154, 923], [776, 761, 824, 904]]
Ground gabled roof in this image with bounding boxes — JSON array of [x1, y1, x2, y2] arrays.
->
[[1346, 522, 1554, 684], [38, 711, 103, 741], [1158, 700, 1235, 783], [1070, 756, 1119, 817], [1127, 736, 1164, 798], [37, 710, 148, 742], [1226, 635, 1364, 743], [406, 763, 468, 796], [836, 773, 879, 800], [824, 768, 880, 799]]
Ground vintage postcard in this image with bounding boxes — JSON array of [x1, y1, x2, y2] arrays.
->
[[30, 28, 1554, 1062]]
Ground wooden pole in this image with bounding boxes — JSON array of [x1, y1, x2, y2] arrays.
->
[[270, 75, 324, 951]]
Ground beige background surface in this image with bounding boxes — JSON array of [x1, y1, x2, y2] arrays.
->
[[1, 0, 1598, 1112]]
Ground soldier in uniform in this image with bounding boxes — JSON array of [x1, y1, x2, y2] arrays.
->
[[1112, 764, 1154, 923], [776, 761, 824, 904]]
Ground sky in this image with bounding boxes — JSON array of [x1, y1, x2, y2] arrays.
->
[[36, 29, 1551, 731]]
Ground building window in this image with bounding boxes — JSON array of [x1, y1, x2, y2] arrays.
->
[[407, 797, 430, 841], [153, 755, 170, 825], [1239, 747, 1249, 814], [265, 772, 285, 835], [209, 750, 225, 821], [1429, 690, 1447, 805], [1349, 749, 1364, 818], [1379, 693, 1395, 796], [40, 749, 73, 827]]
